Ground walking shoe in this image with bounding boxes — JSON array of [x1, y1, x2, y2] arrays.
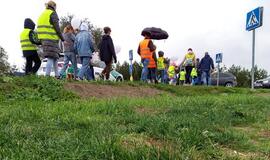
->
[[55, 76, 61, 80], [75, 77, 83, 81]]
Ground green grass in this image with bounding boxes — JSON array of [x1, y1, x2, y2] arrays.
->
[[0, 76, 269, 159]]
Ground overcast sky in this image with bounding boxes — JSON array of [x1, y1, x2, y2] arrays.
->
[[0, 0, 269, 72]]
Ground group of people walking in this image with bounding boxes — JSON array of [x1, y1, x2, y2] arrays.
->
[[20, 0, 214, 85], [20, 1, 117, 81], [138, 34, 215, 86]]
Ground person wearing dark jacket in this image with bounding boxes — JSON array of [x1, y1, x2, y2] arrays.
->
[[99, 27, 117, 80], [37, 1, 64, 78], [195, 58, 201, 85], [199, 52, 214, 86], [20, 18, 41, 75]]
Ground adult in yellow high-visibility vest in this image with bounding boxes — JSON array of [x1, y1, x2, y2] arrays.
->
[[138, 31, 156, 82], [37, 1, 64, 78], [180, 48, 196, 85], [20, 18, 41, 75]]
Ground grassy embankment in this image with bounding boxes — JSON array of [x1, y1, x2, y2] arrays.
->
[[0, 76, 269, 159]]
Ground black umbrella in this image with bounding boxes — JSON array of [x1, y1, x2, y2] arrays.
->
[[141, 27, 169, 40]]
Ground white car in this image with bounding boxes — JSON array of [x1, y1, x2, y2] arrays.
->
[[37, 59, 123, 82]]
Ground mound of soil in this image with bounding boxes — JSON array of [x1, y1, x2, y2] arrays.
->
[[64, 83, 164, 98]]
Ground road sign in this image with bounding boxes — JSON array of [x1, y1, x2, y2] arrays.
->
[[246, 7, 264, 89], [246, 7, 263, 31], [216, 53, 223, 63]]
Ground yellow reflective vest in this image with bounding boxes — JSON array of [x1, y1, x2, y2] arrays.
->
[[37, 9, 59, 41], [184, 53, 195, 66], [191, 68, 198, 78], [20, 29, 37, 51], [179, 71, 186, 81], [157, 57, 165, 70], [168, 65, 175, 78]]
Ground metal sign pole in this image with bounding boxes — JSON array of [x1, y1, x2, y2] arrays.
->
[[129, 50, 134, 82], [217, 63, 220, 87], [251, 29, 256, 89]]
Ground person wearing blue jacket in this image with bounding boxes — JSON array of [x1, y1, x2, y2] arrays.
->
[[199, 52, 214, 86], [74, 23, 95, 80]]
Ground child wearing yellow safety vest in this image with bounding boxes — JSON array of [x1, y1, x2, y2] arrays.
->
[[157, 51, 165, 83], [179, 68, 186, 85], [191, 67, 198, 85], [168, 62, 177, 85], [20, 18, 41, 75]]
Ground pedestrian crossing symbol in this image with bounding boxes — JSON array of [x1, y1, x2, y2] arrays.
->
[[247, 12, 258, 28], [246, 7, 263, 31], [216, 53, 222, 63]]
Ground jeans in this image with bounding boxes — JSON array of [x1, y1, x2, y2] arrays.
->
[[46, 58, 59, 77], [78, 57, 93, 80], [157, 69, 165, 83], [192, 77, 198, 85], [60, 52, 78, 77], [201, 71, 211, 86], [141, 59, 149, 82], [164, 69, 169, 84], [25, 52, 41, 75]]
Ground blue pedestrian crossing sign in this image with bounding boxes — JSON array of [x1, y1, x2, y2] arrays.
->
[[216, 53, 223, 63], [246, 7, 263, 31]]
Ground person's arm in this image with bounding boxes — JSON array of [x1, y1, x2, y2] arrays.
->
[[73, 36, 78, 54], [180, 57, 186, 67], [210, 58, 215, 70], [137, 45, 141, 55], [50, 12, 64, 41], [148, 40, 156, 52], [198, 60, 202, 70], [108, 36, 117, 63], [70, 33, 75, 42], [29, 30, 41, 45], [152, 52, 157, 63], [88, 33, 95, 53]]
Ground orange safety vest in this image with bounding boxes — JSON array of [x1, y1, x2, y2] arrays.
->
[[139, 39, 152, 59], [148, 55, 156, 68]]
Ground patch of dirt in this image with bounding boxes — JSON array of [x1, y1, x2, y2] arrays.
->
[[255, 93, 270, 98], [120, 133, 173, 150], [233, 126, 256, 133], [220, 146, 264, 159], [135, 106, 169, 115], [259, 130, 270, 138], [64, 83, 164, 99]]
